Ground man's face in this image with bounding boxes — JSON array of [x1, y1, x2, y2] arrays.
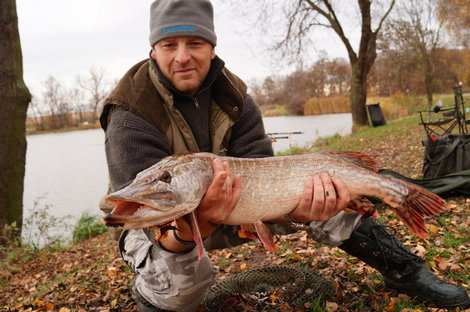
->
[[151, 37, 216, 96]]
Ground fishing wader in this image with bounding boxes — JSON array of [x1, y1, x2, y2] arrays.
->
[[338, 218, 470, 309]]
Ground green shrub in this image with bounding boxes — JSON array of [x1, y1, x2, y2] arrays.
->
[[23, 198, 70, 250], [72, 212, 108, 242]]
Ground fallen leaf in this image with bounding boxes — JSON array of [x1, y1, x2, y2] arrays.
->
[[428, 225, 439, 234], [269, 294, 278, 301], [326, 301, 338, 311], [433, 255, 448, 270], [386, 298, 396, 312], [107, 267, 120, 279], [414, 244, 426, 257]]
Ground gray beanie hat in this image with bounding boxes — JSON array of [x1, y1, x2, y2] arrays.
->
[[149, 0, 217, 47]]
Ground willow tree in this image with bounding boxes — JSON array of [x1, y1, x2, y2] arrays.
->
[[0, 0, 31, 242]]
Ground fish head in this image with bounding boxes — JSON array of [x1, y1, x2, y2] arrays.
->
[[103, 154, 213, 229]]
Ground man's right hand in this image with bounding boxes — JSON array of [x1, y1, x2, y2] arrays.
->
[[159, 158, 241, 252], [197, 158, 241, 226]]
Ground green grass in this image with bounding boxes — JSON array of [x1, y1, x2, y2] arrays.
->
[[308, 298, 328, 312], [311, 115, 421, 152], [275, 146, 308, 156], [280, 114, 420, 157], [448, 270, 470, 285], [215, 257, 230, 269], [392, 298, 427, 311], [441, 231, 468, 248], [72, 212, 108, 242]]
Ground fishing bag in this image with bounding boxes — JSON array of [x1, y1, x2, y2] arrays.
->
[[379, 168, 470, 198], [422, 134, 470, 179], [366, 103, 386, 127]]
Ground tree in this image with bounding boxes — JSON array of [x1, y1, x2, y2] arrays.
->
[[28, 96, 46, 131], [0, 0, 31, 242], [77, 67, 109, 119], [383, 0, 443, 107], [42, 76, 71, 129], [239, 0, 395, 130], [437, 0, 470, 48], [68, 86, 87, 126]]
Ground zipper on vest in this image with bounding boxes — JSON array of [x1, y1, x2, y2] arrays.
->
[[193, 97, 210, 147]]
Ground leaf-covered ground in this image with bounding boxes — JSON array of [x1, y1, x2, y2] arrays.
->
[[1, 115, 469, 312]]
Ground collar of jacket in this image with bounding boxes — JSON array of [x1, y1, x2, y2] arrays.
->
[[100, 56, 247, 131]]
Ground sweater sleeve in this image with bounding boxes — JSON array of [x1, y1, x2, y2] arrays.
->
[[228, 94, 274, 158], [105, 108, 171, 191]]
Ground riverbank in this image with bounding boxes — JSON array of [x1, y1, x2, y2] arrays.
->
[[2, 114, 469, 312], [26, 123, 100, 136]]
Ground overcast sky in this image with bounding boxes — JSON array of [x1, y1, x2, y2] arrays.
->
[[16, 0, 354, 96]]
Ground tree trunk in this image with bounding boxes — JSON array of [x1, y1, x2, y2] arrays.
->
[[350, 65, 369, 130], [423, 55, 434, 107], [348, 0, 382, 130], [0, 0, 31, 243]]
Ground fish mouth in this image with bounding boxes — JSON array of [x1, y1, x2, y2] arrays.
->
[[103, 197, 182, 229]]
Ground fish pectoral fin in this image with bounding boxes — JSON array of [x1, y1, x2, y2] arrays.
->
[[347, 197, 378, 218], [238, 224, 258, 240], [317, 150, 379, 172], [254, 221, 276, 253], [189, 211, 205, 260]]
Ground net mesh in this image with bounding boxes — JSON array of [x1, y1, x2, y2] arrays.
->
[[204, 266, 334, 311]]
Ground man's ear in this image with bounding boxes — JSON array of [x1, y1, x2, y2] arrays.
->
[[151, 48, 157, 60], [211, 47, 216, 60]]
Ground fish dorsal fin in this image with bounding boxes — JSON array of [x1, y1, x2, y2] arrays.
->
[[317, 150, 379, 172]]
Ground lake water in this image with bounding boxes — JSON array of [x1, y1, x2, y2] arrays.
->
[[263, 114, 352, 152], [22, 113, 352, 244]]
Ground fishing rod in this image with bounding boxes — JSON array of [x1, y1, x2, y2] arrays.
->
[[267, 131, 304, 142]]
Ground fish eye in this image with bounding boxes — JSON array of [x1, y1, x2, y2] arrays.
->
[[159, 170, 172, 183]]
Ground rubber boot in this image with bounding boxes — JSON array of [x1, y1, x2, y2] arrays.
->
[[338, 218, 470, 309]]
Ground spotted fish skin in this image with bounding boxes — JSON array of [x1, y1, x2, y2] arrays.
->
[[104, 151, 445, 239]]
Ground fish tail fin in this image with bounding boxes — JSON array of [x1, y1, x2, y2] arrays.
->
[[394, 182, 445, 238], [254, 221, 276, 252]]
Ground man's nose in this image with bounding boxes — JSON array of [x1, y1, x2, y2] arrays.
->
[[174, 46, 191, 65]]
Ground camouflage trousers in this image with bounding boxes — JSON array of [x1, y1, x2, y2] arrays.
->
[[119, 211, 364, 311]]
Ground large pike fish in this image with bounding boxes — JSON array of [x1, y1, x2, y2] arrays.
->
[[104, 151, 445, 257]]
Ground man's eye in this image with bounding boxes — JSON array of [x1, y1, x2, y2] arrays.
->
[[189, 41, 203, 46], [163, 43, 175, 48]]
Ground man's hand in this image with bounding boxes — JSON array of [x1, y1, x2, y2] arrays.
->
[[288, 173, 350, 222], [196, 158, 241, 227], [160, 158, 241, 252]]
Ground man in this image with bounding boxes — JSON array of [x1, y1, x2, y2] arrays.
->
[[100, 0, 469, 311]]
